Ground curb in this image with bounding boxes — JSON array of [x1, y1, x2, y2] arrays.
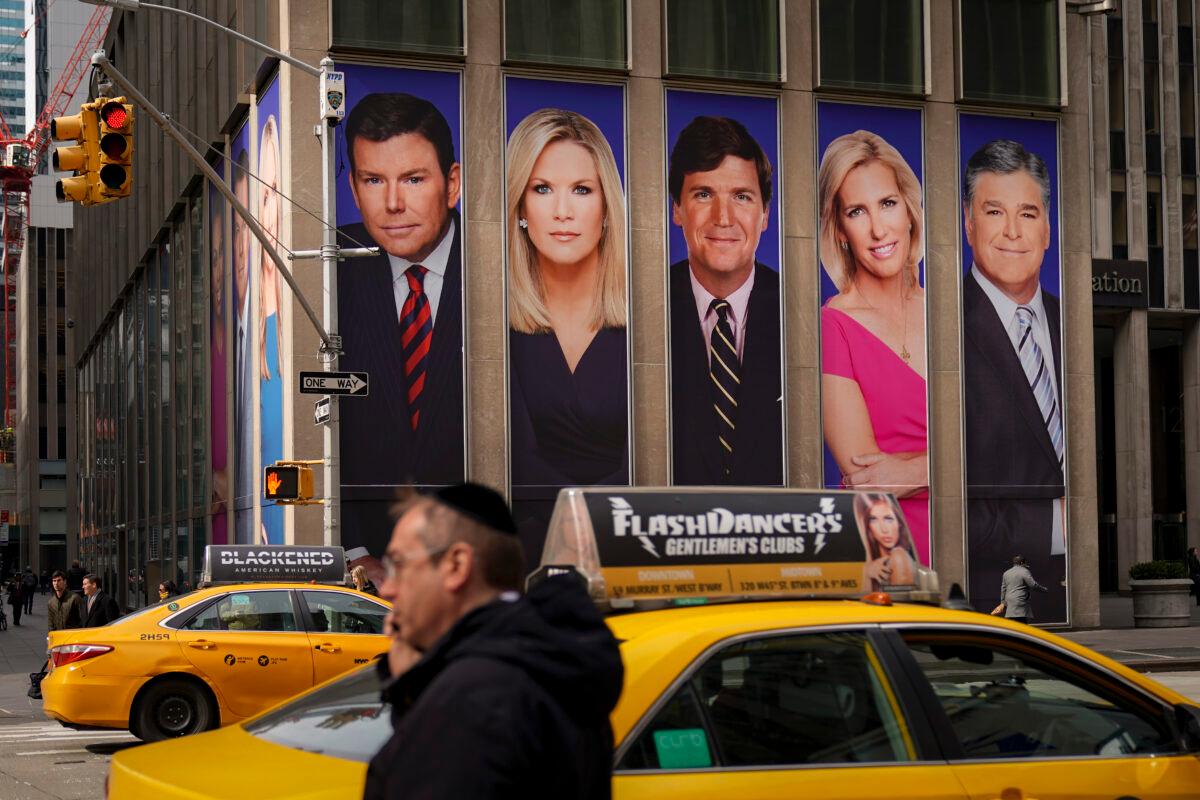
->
[[1122, 658, 1200, 674]]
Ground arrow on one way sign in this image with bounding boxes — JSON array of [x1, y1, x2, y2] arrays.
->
[[299, 371, 369, 396]]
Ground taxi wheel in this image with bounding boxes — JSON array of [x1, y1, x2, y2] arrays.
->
[[135, 679, 216, 742]]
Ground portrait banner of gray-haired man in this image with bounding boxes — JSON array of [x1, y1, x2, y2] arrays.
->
[[959, 114, 1067, 625]]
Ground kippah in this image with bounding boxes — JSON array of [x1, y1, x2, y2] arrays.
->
[[431, 482, 519, 536]]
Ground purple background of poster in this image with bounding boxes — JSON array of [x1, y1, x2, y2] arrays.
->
[[230, 121, 252, 541], [665, 90, 780, 271], [257, 74, 283, 545], [208, 178, 228, 546], [335, 65, 462, 226], [505, 77, 625, 183], [815, 102, 926, 514], [958, 114, 1060, 292]]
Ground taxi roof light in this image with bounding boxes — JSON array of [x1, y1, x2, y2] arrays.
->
[[50, 644, 113, 668]]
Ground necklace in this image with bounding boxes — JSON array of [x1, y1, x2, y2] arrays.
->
[[856, 279, 911, 362]]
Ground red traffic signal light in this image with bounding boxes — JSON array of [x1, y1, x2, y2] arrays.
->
[[100, 102, 128, 131]]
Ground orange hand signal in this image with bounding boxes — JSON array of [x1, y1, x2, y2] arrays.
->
[[266, 470, 282, 496]]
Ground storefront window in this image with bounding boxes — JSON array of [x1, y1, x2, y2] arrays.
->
[[818, 0, 924, 94], [960, 0, 1061, 106], [505, 0, 626, 69], [332, 0, 463, 57], [666, 0, 781, 82]]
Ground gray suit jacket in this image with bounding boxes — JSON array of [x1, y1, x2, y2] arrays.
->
[[1000, 565, 1048, 620]]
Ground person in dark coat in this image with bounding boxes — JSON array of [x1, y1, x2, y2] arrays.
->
[[21, 568, 36, 614], [5, 577, 23, 626], [66, 561, 86, 598], [364, 483, 623, 800], [80, 574, 121, 627], [30, 571, 83, 699]]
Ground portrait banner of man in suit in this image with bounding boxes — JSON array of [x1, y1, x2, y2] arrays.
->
[[230, 122, 255, 546], [335, 66, 467, 567], [207, 176, 230, 547], [959, 116, 1068, 624], [816, 101, 931, 575], [665, 91, 785, 488], [504, 77, 631, 561]]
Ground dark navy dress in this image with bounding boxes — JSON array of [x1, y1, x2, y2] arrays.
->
[[510, 326, 629, 558]]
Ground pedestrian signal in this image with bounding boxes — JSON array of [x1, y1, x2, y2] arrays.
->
[[264, 463, 314, 503]]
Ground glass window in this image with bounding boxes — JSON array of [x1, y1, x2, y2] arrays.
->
[[245, 664, 390, 762], [960, 0, 1061, 106], [666, 0, 781, 82], [901, 633, 1177, 759], [174, 225, 189, 514], [505, 0, 626, 69], [332, 0, 463, 57], [160, 244, 172, 517], [818, 0, 924, 94], [184, 590, 297, 632], [618, 632, 911, 771], [301, 590, 387, 635], [190, 199, 205, 509]]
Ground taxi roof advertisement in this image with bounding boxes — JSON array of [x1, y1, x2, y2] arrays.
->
[[580, 491, 868, 600], [203, 545, 346, 584]]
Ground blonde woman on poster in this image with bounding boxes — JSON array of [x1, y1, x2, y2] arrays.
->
[[258, 114, 284, 545], [507, 108, 628, 552], [819, 130, 929, 558]]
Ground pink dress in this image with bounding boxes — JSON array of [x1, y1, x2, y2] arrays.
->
[[821, 305, 930, 565]]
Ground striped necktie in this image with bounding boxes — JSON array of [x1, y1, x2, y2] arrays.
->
[[709, 299, 740, 472], [1012, 306, 1064, 465], [400, 265, 432, 431]]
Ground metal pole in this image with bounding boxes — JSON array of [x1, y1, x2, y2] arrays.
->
[[319, 57, 339, 548], [92, 54, 336, 352]]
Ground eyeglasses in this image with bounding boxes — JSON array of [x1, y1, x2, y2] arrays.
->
[[381, 544, 450, 582]]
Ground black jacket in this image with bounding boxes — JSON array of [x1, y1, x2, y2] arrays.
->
[[364, 578, 623, 800], [80, 591, 121, 627], [65, 566, 86, 593]]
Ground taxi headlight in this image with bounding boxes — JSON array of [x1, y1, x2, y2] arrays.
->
[[50, 644, 114, 668]]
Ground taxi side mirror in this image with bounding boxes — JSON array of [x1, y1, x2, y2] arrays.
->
[[1174, 703, 1200, 752]]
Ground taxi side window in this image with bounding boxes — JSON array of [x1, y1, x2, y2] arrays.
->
[[618, 632, 912, 771], [183, 591, 298, 632], [301, 591, 386, 635], [901, 633, 1177, 760]]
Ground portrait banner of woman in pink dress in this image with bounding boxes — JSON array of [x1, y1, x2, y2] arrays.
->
[[816, 102, 930, 574]]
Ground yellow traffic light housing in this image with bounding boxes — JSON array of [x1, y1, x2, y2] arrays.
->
[[96, 98, 133, 199], [51, 102, 100, 205], [264, 462, 316, 504]]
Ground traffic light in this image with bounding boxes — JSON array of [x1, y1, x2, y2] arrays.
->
[[264, 463, 315, 503], [50, 100, 100, 205], [96, 98, 133, 200]]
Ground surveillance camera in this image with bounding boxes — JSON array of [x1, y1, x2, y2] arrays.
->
[[66, 319, 75, 329]]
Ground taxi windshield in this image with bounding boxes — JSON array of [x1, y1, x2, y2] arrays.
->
[[242, 662, 390, 762], [107, 594, 194, 626]]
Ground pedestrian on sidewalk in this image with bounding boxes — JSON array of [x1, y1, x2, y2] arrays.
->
[[80, 574, 121, 627], [5, 576, 24, 626], [991, 555, 1048, 624], [65, 561, 86, 598], [21, 567, 36, 614], [157, 580, 179, 602], [1188, 547, 1200, 607], [364, 483, 623, 800], [30, 570, 83, 699]]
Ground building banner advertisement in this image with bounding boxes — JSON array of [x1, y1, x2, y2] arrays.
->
[[207, 177, 228, 546], [959, 114, 1067, 624], [230, 121, 254, 545], [335, 66, 466, 566], [256, 74, 286, 546], [815, 101, 931, 580], [665, 90, 784, 489], [504, 76, 630, 561]]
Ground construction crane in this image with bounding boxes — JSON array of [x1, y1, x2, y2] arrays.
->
[[0, 5, 110, 448]]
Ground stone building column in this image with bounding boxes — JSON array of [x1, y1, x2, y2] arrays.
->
[[1114, 308, 1154, 588], [1184, 317, 1200, 552]]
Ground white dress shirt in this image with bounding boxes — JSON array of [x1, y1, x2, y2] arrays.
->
[[390, 218, 455, 325], [971, 265, 1066, 555], [689, 263, 755, 366]]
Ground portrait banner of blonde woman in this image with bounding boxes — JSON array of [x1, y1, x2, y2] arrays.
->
[[207, 176, 230, 546], [816, 102, 930, 568], [256, 74, 286, 546], [230, 121, 254, 546], [665, 90, 784, 489], [504, 77, 630, 560], [959, 114, 1067, 625]]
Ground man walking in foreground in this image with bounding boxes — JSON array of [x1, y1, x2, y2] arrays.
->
[[365, 483, 623, 800], [991, 555, 1048, 624], [29, 570, 82, 699]]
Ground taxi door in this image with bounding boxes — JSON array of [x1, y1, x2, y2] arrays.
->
[[614, 629, 968, 799], [173, 588, 314, 718], [894, 629, 1200, 800], [299, 589, 390, 684]]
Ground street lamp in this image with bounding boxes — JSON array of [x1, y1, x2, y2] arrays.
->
[[79, 0, 374, 548]]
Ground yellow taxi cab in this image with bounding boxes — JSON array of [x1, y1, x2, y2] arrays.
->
[[42, 545, 389, 742], [105, 490, 1200, 799]]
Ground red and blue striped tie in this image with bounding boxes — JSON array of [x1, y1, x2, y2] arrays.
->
[[400, 265, 432, 430]]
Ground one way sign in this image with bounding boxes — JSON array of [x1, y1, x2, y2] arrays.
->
[[299, 371, 369, 396]]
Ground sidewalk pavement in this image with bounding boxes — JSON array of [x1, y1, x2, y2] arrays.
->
[[1055, 594, 1200, 673], [0, 603, 49, 677]]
